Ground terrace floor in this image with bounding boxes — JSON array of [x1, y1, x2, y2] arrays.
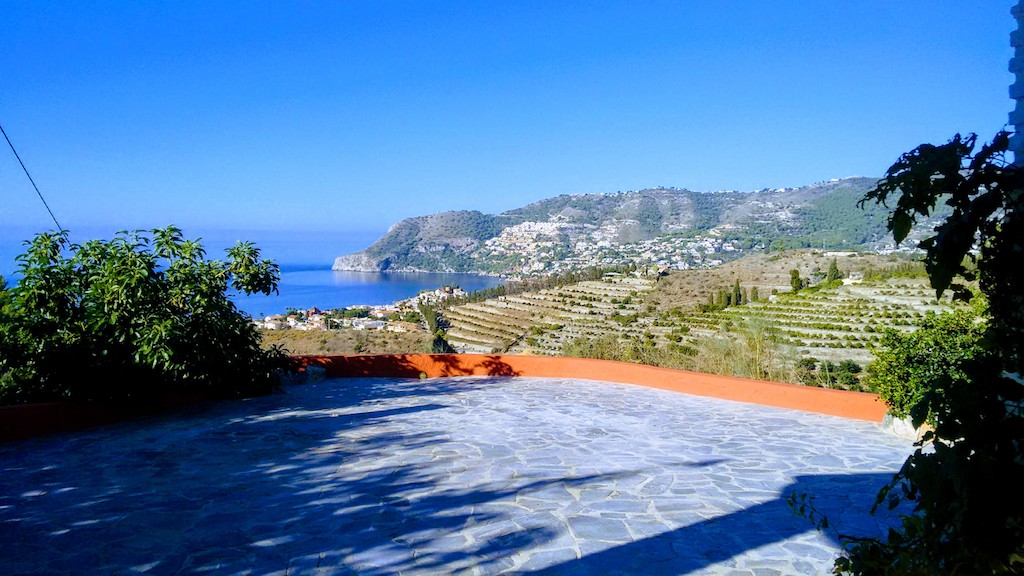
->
[[0, 376, 913, 575]]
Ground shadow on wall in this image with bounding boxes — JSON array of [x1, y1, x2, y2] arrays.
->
[[0, 354, 888, 444], [291, 353, 889, 422], [294, 353, 523, 378]]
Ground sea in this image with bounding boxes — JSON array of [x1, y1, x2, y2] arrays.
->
[[235, 267, 503, 318], [0, 226, 504, 318]]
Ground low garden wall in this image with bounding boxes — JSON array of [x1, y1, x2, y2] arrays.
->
[[293, 354, 888, 422], [1, 354, 888, 443]]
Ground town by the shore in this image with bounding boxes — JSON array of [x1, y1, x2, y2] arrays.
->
[[252, 285, 467, 334]]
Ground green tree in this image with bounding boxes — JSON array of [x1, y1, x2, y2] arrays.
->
[[837, 359, 862, 375], [732, 279, 742, 306], [417, 301, 440, 333], [0, 227, 289, 405], [789, 269, 802, 293], [819, 360, 838, 387], [416, 301, 455, 353], [795, 357, 818, 385], [828, 132, 1024, 574], [826, 258, 842, 283]]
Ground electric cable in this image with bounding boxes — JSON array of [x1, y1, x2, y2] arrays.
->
[[0, 121, 65, 233]]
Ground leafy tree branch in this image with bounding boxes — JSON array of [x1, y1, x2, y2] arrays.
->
[[0, 226, 290, 405]]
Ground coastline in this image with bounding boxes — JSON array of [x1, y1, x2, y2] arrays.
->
[[232, 267, 504, 319], [330, 266, 507, 278], [331, 252, 506, 278]]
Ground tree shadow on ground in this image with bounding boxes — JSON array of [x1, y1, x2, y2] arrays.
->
[[0, 376, 603, 574], [0, 376, 901, 575]]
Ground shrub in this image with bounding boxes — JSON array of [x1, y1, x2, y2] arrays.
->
[[838, 359, 862, 374], [0, 227, 291, 405], [864, 310, 986, 420]]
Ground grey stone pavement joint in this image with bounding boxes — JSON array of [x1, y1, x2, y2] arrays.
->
[[0, 376, 914, 575]]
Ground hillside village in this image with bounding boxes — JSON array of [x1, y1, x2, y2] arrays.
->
[[471, 224, 918, 275], [476, 220, 746, 274], [332, 177, 946, 276]]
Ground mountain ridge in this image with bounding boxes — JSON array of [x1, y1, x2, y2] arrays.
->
[[333, 177, 933, 275]]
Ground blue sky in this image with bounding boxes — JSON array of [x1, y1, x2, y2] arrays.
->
[[0, 1, 1016, 238]]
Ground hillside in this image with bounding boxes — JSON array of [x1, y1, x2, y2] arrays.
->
[[333, 210, 503, 273], [333, 177, 948, 275], [262, 249, 969, 390], [260, 327, 431, 355], [439, 250, 961, 389]]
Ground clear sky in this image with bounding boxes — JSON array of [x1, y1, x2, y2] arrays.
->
[[0, 1, 1016, 237]]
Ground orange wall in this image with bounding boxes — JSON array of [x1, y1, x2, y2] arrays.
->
[[1, 354, 888, 443], [293, 354, 888, 422]]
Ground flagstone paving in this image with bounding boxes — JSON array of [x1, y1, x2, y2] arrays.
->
[[0, 376, 913, 575]]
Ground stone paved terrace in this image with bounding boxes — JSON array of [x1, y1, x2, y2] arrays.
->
[[0, 376, 913, 575]]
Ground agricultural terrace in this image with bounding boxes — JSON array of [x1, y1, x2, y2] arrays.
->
[[442, 251, 965, 389]]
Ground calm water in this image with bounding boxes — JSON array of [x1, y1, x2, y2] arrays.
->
[[232, 267, 503, 318], [0, 226, 503, 317]]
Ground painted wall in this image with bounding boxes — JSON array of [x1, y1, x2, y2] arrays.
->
[[294, 354, 887, 422], [1, 354, 889, 443]]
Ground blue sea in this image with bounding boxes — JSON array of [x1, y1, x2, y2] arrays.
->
[[234, 266, 503, 318], [0, 226, 503, 318]]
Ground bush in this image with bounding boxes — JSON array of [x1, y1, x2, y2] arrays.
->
[[835, 371, 859, 389], [838, 359, 862, 374], [864, 310, 986, 419], [0, 227, 291, 405]]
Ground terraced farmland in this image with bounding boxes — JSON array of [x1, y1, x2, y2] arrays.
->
[[442, 276, 657, 354], [441, 250, 966, 379], [661, 278, 955, 365]]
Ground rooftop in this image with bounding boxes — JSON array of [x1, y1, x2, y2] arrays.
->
[[0, 372, 912, 575]]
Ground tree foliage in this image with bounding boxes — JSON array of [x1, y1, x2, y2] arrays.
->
[[826, 258, 842, 283], [415, 301, 456, 353], [790, 269, 803, 292], [795, 357, 866, 390], [864, 311, 988, 419], [835, 132, 1024, 574], [0, 227, 291, 405]]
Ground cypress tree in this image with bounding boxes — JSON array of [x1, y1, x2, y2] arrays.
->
[[826, 258, 842, 283]]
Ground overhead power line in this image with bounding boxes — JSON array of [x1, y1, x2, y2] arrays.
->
[[0, 121, 65, 232]]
